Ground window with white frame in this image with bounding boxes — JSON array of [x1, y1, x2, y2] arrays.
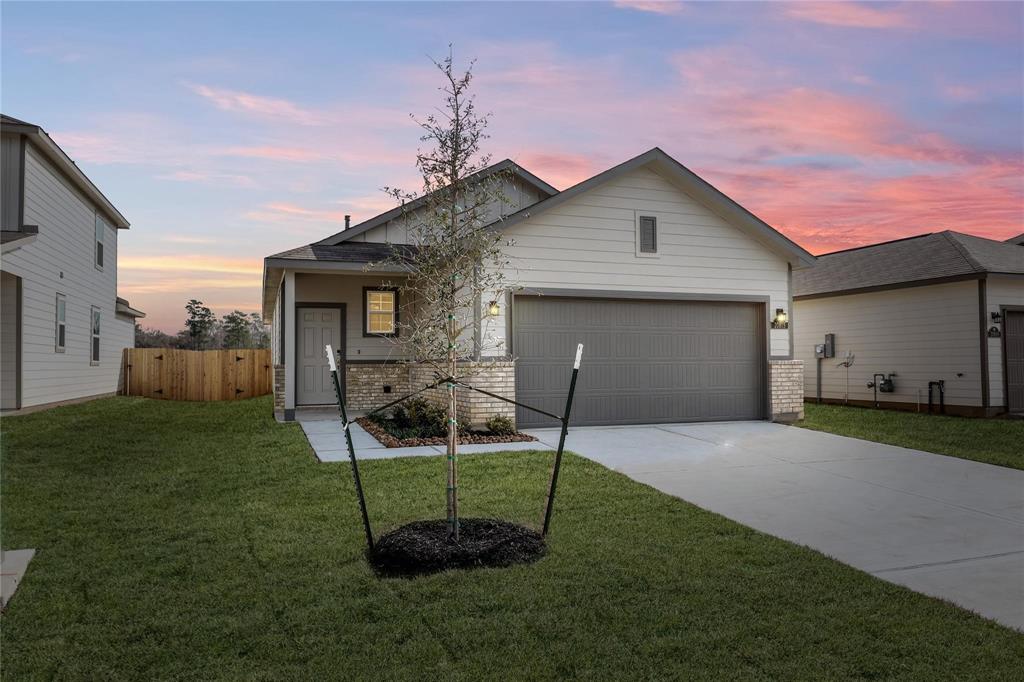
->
[[95, 214, 107, 270], [364, 289, 397, 336], [55, 294, 66, 352], [90, 306, 101, 364]]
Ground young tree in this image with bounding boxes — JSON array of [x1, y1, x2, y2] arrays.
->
[[184, 299, 217, 350], [380, 50, 515, 541], [221, 310, 252, 348]]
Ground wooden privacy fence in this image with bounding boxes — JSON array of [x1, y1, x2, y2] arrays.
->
[[122, 348, 272, 401]]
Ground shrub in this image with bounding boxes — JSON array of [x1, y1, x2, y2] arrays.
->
[[486, 415, 515, 436], [403, 397, 448, 438]]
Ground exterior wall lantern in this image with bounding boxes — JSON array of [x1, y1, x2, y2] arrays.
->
[[771, 307, 789, 330], [488, 300, 501, 317]]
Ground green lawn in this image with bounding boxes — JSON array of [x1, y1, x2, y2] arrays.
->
[[798, 403, 1024, 470], [2, 397, 1022, 679]]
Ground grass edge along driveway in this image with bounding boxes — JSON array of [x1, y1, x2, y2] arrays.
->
[[2, 396, 1022, 679], [798, 402, 1024, 471]]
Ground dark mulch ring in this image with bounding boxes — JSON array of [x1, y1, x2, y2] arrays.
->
[[369, 518, 547, 577], [356, 417, 536, 448]]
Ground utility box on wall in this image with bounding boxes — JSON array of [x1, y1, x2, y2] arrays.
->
[[815, 333, 836, 359]]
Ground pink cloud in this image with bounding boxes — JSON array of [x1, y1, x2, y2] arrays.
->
[[120, 254, 262, 275], [515, 152, 600, 189], [941, 83, 982, 102], [186, 83, 332, 126], [156, 170, 256, 188], [705, 161, 1023, 254], [783, 2, 909, 29], [613, 0, 687, 16], [218, 145, 328, 162], [245, 202, 351, 229]]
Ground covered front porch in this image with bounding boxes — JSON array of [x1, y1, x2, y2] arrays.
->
[[263, 243, 516, 428]]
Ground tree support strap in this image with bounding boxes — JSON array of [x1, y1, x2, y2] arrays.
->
[[322, 343, 583, 546]]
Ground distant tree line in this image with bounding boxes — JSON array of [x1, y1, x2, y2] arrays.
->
[[134, 299, 269, 350]]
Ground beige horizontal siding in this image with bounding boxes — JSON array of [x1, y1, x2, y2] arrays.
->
[[492, 165, 790, 357], [794, 280, 983, 407], [351, 176, 545, 244], [293, 273, 410, 361]]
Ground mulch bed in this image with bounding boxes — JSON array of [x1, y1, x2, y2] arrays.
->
[[369, 518, 546, 577], [356, 417, 536, 449]]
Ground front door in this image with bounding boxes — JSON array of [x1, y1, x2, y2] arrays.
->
[[1005, 310, 1024, 414], [297, 307, 343, 405]]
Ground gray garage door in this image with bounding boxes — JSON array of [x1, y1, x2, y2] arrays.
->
[[514, 296, 765, 428]]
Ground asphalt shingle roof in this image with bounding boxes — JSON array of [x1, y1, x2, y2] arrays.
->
[[794, 231, 1024, 298], [267, 241, 417, 264]]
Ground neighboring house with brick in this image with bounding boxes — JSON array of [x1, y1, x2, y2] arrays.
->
[[262, 148, 814, 427], [793, 231, 1024, 416], [1, 114, 144, 412]]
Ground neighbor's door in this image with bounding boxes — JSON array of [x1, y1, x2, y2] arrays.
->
[[297, 307, 343, 405], [1005, 310, 1024, 414]]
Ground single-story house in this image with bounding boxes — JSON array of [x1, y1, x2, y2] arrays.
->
[[262, 148, 815, 428], [793, 231, 1024, 416], [1, 114, 143, 412]]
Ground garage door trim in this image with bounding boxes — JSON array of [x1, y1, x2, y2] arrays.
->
[[510, 289, 771, 425]]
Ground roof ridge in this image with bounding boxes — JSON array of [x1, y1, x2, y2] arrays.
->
[[941, 231, 985, 273], [315, 158, 557, 246], [817, 232, 934, 257]]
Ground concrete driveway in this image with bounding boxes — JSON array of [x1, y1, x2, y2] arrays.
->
[[524, 421, 1024, 630]]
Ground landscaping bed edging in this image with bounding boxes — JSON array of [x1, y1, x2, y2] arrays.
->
[[356, 417, 536, 449]]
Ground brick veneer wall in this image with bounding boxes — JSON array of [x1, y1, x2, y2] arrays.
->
[[273, 365, 285, 410], [406, 360, 517, 429], [345, 363, 412, 411], [769, 360, 804, 422]]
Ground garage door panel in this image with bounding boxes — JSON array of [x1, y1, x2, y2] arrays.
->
[[514, 296, 765, 427]]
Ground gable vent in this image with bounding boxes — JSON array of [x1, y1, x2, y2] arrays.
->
[[639, 216, 657, 253]]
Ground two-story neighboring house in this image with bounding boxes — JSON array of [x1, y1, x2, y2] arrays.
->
[[1, 114, 144, 412], [263, 148, 814, 427]]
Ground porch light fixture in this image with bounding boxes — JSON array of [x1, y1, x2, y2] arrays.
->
[[771, 308, 789, 330], [488, 300, 501, 316]]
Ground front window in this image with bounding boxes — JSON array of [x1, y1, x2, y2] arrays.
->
[[90, 306, 101, 364], [365, 289, 397, 336], [95, 214, 107, 269], [55, 294, 66, 352]]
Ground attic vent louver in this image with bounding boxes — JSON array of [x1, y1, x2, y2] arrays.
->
[[639, 216, 657, 253]]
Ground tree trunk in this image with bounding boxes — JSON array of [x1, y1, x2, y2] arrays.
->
[[447, 313, 459, 541]]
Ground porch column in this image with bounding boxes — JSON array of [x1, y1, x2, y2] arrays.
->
[[283, 270, 296, 419]]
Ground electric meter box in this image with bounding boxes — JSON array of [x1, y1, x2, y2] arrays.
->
[[814, 344, 826, 358]]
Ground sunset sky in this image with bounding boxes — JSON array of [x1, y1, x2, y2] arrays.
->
[[2, 1, 1021, 332]]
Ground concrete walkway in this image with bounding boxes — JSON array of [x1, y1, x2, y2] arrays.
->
[[524, 421, 1024, 631], [296, 408, 540, 461]]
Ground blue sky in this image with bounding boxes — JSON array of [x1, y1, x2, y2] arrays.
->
[[3, 1, 1021, 330]]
